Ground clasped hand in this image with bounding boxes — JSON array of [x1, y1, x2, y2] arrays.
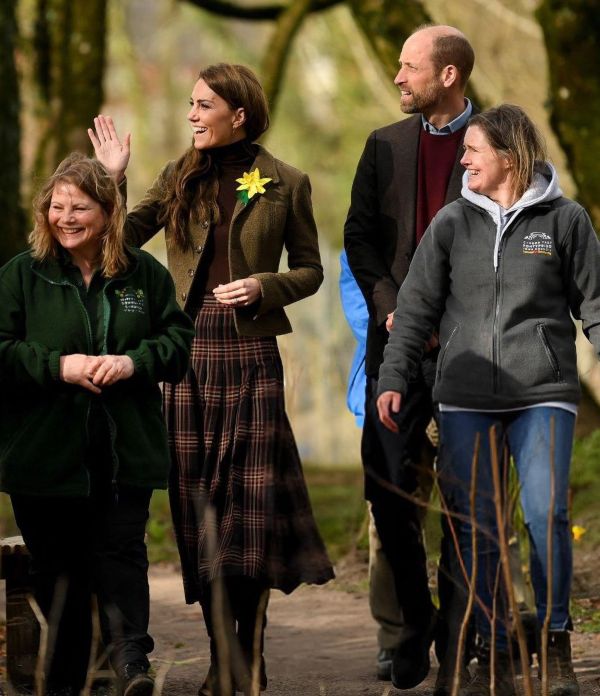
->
[[60, 354, 135, 394], [213, 278, 261, 307]]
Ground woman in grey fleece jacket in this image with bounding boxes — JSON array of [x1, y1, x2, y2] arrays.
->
[[377, 105, 600, 696]]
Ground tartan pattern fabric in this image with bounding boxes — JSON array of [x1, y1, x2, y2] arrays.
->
[[165, 295, 334, 602]]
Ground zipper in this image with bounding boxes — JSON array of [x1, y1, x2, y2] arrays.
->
[[492, 245, 504, 393], [38, 277, 95, 494], [537, 324, 562, 382]]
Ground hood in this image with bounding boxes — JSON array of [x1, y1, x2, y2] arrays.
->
[[460, 161, 563, 222]]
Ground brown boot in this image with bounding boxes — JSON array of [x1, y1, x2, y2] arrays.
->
[[539, 631, 579, 696], [459, 649, 517, 696]]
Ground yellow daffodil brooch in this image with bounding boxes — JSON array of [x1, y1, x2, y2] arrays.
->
[[236, 168, 272, 206]]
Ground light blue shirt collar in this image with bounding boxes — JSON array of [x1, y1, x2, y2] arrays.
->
[[421, 99, 472, 135]]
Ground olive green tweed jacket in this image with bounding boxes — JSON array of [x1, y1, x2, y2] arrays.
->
[[124, 145, 323, 336]]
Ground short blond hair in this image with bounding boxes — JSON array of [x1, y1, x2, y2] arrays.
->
[[30, 153, 129, 278]]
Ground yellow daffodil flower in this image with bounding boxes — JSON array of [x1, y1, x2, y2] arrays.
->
[[572, 525, 587, 541], [235, 168, 272, 201]]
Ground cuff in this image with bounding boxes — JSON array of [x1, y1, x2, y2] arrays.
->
[[48, 351, 62, 381]]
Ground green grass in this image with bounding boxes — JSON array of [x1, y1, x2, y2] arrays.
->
[[570, 430, 600, 547], [571, 597, 600, 633], [303, 464, 367, 560]]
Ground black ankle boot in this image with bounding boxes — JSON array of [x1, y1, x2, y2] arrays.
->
[[539, 631, 579, 696]]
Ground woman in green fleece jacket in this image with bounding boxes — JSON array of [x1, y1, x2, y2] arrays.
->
[[377, 105, 600, 696], [0, 153, 194, 696]]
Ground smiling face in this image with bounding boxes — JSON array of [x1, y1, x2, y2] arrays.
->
[[460, 125, 515, 204], [187, 79, 246, 150], [48, 182, 106, 261], [394, 31, 445, 115]]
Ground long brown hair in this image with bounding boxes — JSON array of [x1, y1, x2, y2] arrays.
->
[[159, 63, 270, 250], [469, 104, 547, 200], [30, 153, 129, 277]]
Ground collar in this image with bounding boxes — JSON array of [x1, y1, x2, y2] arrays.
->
[[421, 99, 472, 135]]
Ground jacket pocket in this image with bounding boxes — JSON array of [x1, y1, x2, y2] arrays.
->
[[536, 323, 562, 382], [437, 325, 460, 380]]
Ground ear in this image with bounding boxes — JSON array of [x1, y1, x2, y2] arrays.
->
[[232, 107, 246, 130], [441, 64, 459, 88]]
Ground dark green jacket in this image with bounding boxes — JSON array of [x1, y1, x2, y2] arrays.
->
[[0, 249, 194, 496]]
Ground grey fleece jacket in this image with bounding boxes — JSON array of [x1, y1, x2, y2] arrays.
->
[[378, 162, 600, 409]]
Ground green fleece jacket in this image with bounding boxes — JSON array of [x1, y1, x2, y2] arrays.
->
[[0, 248, 194, 496]]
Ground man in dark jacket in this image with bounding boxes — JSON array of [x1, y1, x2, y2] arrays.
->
[[343, 24, 475, 694]]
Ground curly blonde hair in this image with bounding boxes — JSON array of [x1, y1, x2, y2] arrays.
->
[[30, 153, 129, 278]]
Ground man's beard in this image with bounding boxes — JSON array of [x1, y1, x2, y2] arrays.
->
[[400, 80, 445, 115]]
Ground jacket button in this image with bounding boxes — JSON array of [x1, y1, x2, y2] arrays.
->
[[181, 292, 187, 301], [196, 244, 203, 253], [187, 268, 195, 277]]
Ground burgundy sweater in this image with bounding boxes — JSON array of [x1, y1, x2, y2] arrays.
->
[[415, 126, 466, 246]]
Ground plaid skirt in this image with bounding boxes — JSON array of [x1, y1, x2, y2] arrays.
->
[[165, 295, 334, 603]]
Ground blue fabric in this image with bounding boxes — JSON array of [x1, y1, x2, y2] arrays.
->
[[438, 407, 574, 647], [421, 98, 473, 135], [339, 250, 368, 426]]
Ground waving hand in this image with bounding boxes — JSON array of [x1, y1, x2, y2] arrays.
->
[[88, 115, 131, 182]]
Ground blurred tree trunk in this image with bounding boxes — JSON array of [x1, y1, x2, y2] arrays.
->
[[537, 2, 600, 418], [31, 0, 107, 179], [537, 0, 600, 229], [347, 0, 431, 79], [0, 0, 27, 264]]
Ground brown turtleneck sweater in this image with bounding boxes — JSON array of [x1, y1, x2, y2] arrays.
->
[[190, 140, 256, 301]]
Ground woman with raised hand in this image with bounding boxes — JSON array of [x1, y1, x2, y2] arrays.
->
[[0, 154, 194, 696], [377, 104, 596, 696], [90, 62, 333, 696]]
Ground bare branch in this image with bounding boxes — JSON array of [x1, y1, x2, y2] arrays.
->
[[182, 0, 341, 21]]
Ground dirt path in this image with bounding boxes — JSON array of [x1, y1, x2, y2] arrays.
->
[[149, 566, 600, 696]]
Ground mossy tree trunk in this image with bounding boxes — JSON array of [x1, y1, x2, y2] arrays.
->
[[537, 0, 600, 228], [0, 0, 27, 264], [31, 0, 108, 179]]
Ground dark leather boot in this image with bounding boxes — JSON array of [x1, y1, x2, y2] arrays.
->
[[539, 631, 579, 696], [459, 649, 517, 696]]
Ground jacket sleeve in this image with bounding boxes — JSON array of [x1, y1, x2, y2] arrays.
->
[[124, 162, 175, 248], [0, 274, 61, 387], [251, 173, 323, 314], [339, 250, 369, 344], [125, 260, 195, 385], [562, 207, 600, 351], [344, 132, 399, 326], [377, 216, 450, 396]]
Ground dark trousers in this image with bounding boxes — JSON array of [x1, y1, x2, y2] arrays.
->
[[11, 485, 154, 691], [363, 372, 472, 661], [199, 576, 268, 689]]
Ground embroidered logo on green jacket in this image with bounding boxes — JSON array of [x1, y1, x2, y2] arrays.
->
[[115, 287, 145, 314]]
